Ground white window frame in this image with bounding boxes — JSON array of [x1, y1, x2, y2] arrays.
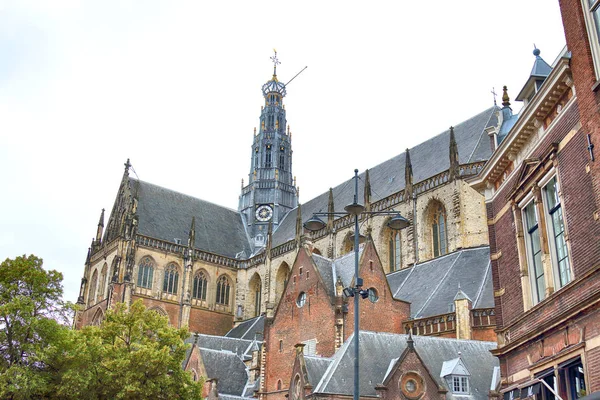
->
[[581, 0, 600, 79], [451, 375, 469, 394], [522, 200, 546, 304]]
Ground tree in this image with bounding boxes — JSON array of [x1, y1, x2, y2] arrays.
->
[[57, 300, 203, 400], [0, 254, 71, 399]]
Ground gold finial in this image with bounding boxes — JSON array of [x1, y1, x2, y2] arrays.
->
[[502, 86, 510, 108], [276, 119, 279, 129]]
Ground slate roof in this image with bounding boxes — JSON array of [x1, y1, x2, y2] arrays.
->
[[498, 112, 519, 144], [195, 334, 254, 357], [131, 178, 252, 258], [314, 331, 498, 399], [305, 356, 333, 386], [225, 316, 265, 340], [388, 246, 492, 318], [311, 248, 364, 302], [272, 106, 499, 247], [199, 348, 248, 396]]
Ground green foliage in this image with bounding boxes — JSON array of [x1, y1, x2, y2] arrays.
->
[[0, 256, 202, 400], [0, 254, 71, 399], [57, 300, 203, 400]]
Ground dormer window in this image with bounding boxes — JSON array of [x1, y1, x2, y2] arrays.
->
[[452, 376, 469, 394]]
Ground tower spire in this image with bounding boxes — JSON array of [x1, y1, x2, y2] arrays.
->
[[364, 169, 371, 212], [270, 49, 280, 79], [327, 188, 335, 230], [95, 208, 105, 244], [404, 149, 413, 202]]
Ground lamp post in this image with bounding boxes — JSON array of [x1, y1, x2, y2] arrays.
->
[[304, 169, 410, 400]]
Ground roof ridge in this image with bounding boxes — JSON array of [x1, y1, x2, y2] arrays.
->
[[198, 333, 254, 343], [472, 259, 492, 308], [313, 331, 355, 393]]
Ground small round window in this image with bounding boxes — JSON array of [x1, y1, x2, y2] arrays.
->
[[368, 288, 379, 303], [296, 292, 307, 307]]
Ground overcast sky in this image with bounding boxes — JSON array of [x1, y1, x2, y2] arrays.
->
[[0, 1, 567, 303]]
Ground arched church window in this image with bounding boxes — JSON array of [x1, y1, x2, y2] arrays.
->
[[265, 145, 272, 168], [254, 279, 262, 316], [389, 231, 402, 272], [192, 271, 208, 301], [163, 263, 179, 295], [254, 148, 259, 168], [432, 205, 447, 257], [137, 257, 154, 289], [88, 270, 98, 305], [216, 275, 231, 305], [279, 147, 285, 170], [97, 263, 108, 302]]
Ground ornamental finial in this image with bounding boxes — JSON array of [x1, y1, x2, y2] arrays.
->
[[270, 49, 281, 77]]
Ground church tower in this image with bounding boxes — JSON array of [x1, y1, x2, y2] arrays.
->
[[239, 51, 298, 249]]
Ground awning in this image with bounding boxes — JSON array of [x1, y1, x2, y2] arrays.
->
[[503, 388, 521, 400], [520, 382, 541, 398]]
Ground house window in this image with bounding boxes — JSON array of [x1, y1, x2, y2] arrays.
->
[[583, 0, 600, 78], [137, 257, 154, 289], [216, 275, 231, 305], [559, 358, 587, 399], [452, 376, 469, 394], [192, 271, 207, 301], [523, 201, 546, 303], [302, 339, 317, 356], [389, 231, 402, 271], [543, 177, 571, 288], [163, 264, 179, 294], [432, 206, 447, 257]]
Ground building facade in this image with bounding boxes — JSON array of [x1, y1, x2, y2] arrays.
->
[[471, 39, 600, 398]]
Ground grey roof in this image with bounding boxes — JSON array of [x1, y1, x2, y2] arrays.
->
[[388, 247, 492, 318], [311, 248, 364, 302], [199, 348, 248, 396], [131, 178, 252, 258], [272, 107, 498, 246], [225, 316, 265, 340], [498, 112, 519, 144], [315, 331, 498, 399], [194, 333, 254, 357], [305, 356, 333, 386], [531, 54, 552, 77]]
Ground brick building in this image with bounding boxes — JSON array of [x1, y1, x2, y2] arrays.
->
[[470, 21, 600, 397]]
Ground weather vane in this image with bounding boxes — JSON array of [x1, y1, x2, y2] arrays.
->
[[271, 49, 280, 75]]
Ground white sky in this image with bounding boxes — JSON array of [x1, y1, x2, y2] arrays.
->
[[0, 1, 566, 303]]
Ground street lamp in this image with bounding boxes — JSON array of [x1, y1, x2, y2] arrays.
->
[[304, 169, 410, 400]]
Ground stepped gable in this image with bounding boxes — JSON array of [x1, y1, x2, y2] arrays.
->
[[315, 331, 498, 398], [272, 106, 498, 246], [131, 178, 252, 258], [388, 246, 492, 318], [305, 356, 333, 387], [199, 348, 249, 396], [225, 316, 265, 340]]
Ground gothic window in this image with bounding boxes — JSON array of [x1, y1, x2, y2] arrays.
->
[[389, 231, 402, 271], [137, 257, 154, 289], [265, 145, 272, 168], [292, 374, 302, 400], [254, 148, 259, 168], [163, 263, 179, 295], [216, 275, 231, 305], [277, 380, 282, 390], [432, 205, 447, 257], [88, 270, 98, 305], [97, 263, 108, 302], [192, 271, 208, 301], [254, 279, 262, 316], [279, 146, 285, 170]]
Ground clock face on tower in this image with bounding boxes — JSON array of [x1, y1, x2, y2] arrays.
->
[[255, 205, 274, 222]]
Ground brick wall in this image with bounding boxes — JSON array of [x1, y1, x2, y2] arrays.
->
[[379, 349, 444, 400]]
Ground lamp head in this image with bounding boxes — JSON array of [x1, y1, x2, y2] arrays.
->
[[388, 214, 410, 230], [343, 287, 355, 298], [304, 215, 326, 231]]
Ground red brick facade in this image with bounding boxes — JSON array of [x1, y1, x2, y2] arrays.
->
[[473, 5, 600, 395], [262, 242, 410, 400]]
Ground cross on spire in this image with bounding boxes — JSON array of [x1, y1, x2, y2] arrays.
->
[[270, 49, 281, 76], [491, 87, 497, 106]]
